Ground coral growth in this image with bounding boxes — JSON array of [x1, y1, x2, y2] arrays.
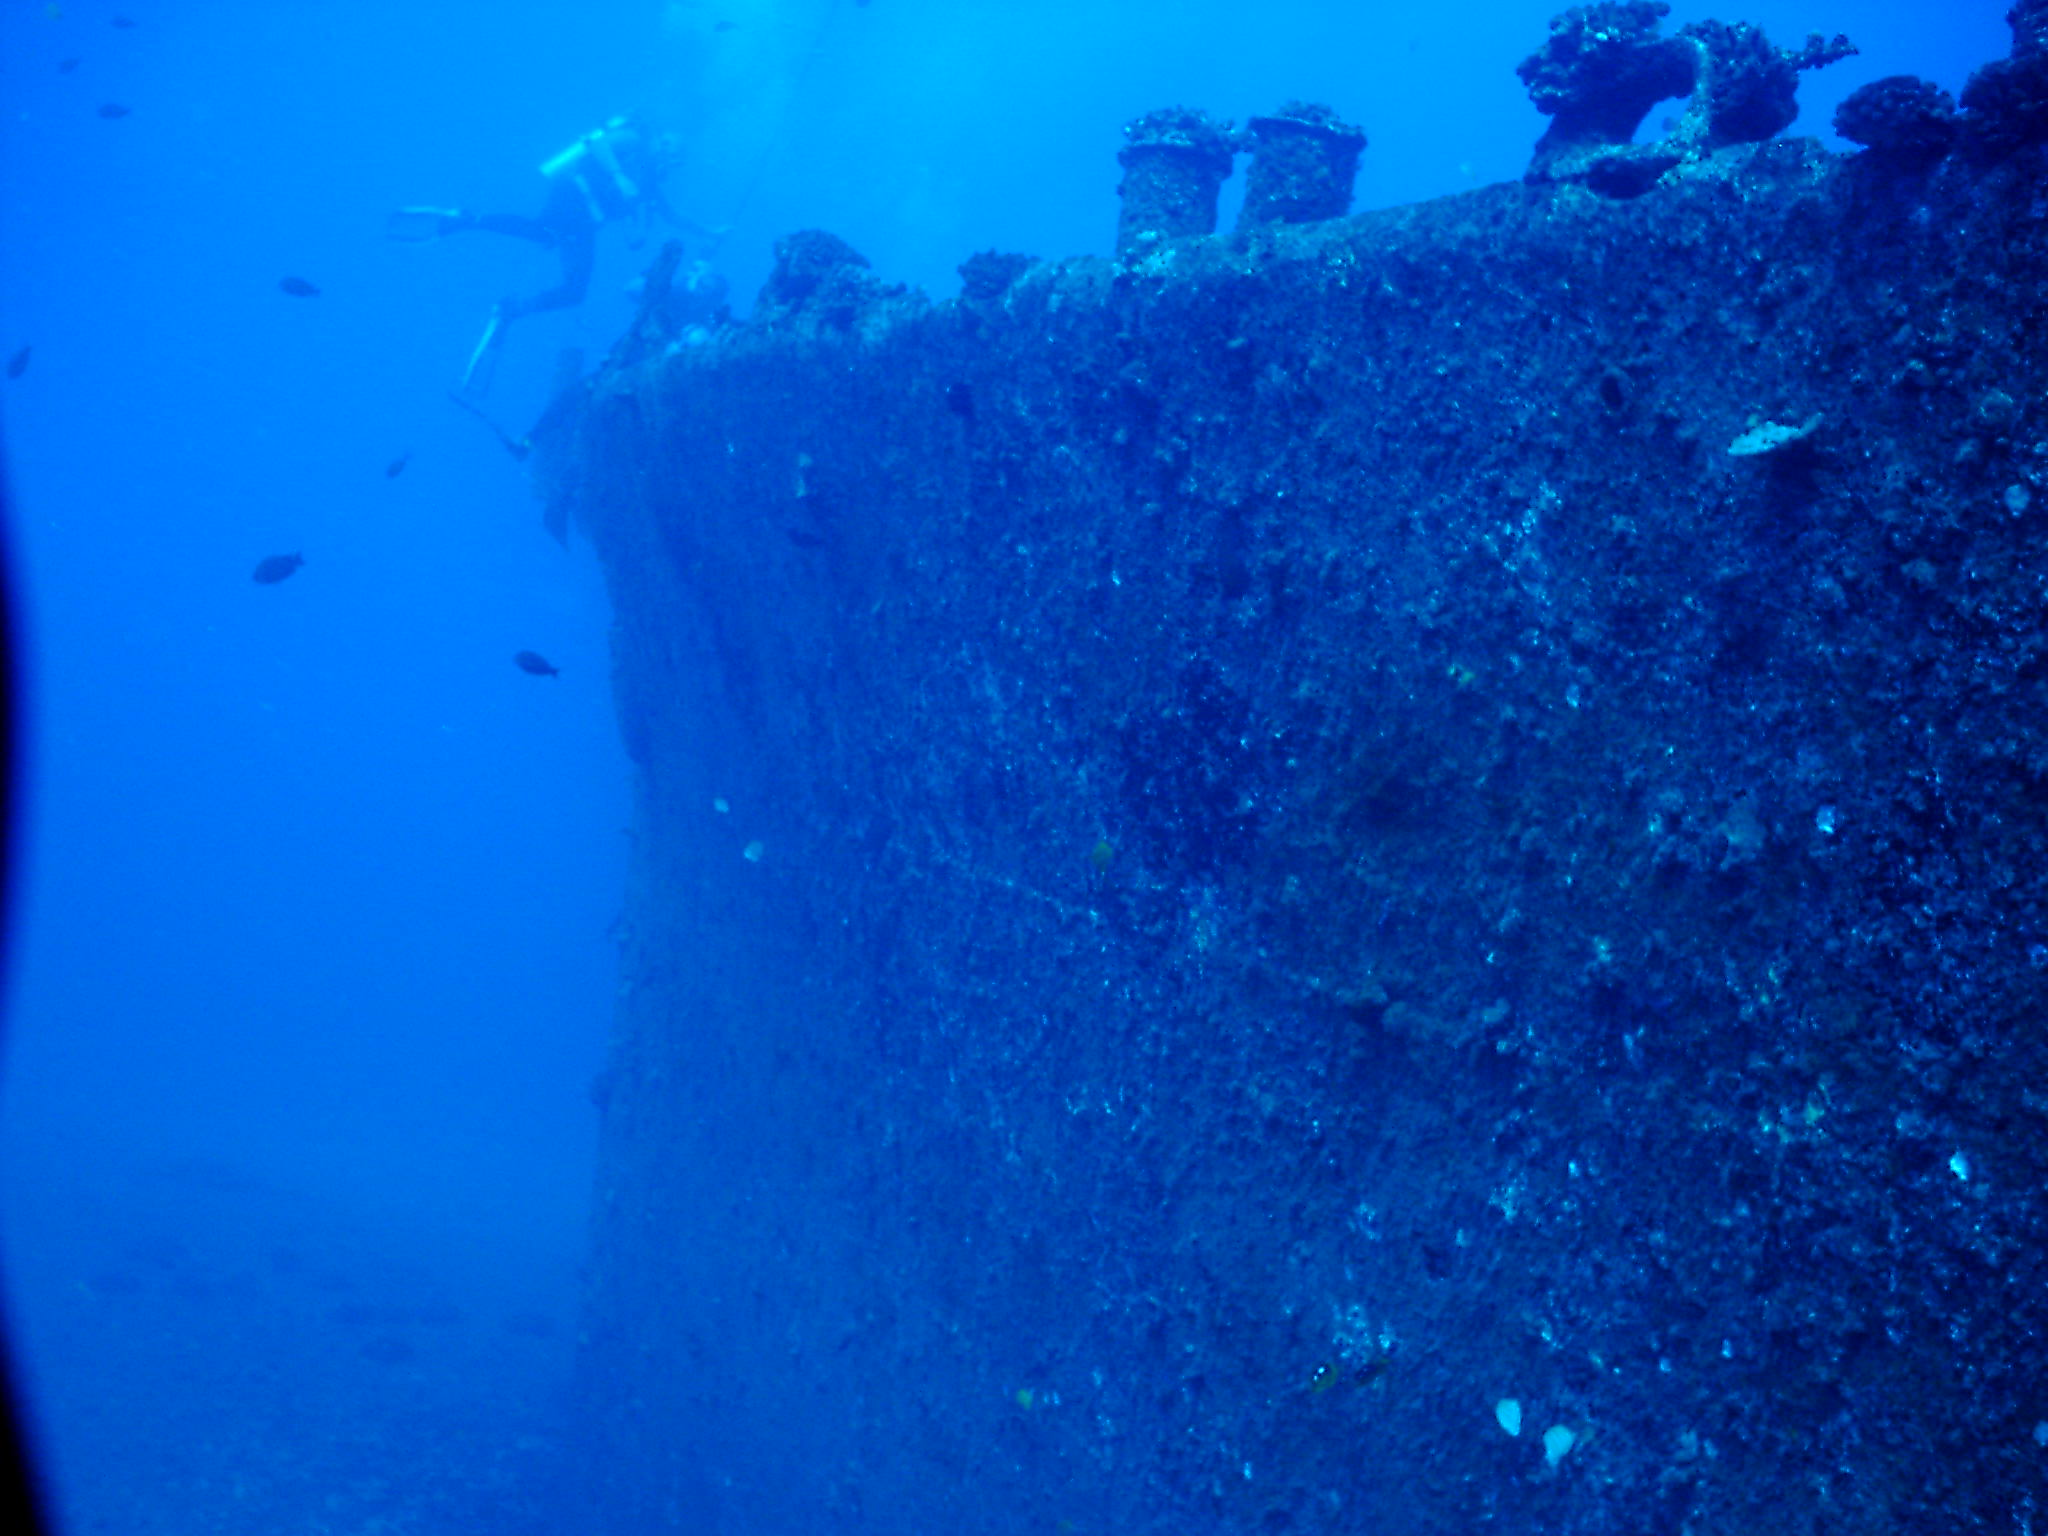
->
[[1517, 3, 1696, 178], [1834, 76, 1957, 159], [1518, 4, 1855, 190], [1674, 21, 1857, 150], [1960, 0, 2048, 159]]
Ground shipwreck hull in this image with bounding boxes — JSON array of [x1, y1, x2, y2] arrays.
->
[[547, 139, 2048, 1532]]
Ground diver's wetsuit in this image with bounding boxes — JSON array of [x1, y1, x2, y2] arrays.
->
[[469, 177, 602, 320], [401, 116, 695, 395]]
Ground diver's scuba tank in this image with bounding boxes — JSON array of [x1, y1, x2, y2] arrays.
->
[[540, 118, 643, 225]]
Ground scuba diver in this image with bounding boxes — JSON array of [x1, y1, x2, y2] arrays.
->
[[389, 115, 723, 396]]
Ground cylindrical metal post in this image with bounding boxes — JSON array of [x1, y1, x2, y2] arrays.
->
[[1115, 108, 1237, 259], [1236, 103, 1367, 230]]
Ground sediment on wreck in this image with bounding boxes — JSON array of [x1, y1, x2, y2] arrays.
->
[[542, 125, 2048, 1536]]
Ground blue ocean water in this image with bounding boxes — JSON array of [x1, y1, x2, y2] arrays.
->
[[0, 1, 2007, 1530]]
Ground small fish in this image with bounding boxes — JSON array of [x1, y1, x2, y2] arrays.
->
[[5, 346, 29, 380], [251, 552, 303, 584], [96, 102, 130, 119], [278, 275, 320, 298], [514, 650, 560, 678], [1309, 1350, 1393, 1395], [713, 18, 737, 31], [57, 57, 80, 74], [384, 450, 410, 479], [111, 14, 136, 26]]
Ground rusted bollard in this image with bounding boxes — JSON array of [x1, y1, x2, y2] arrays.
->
[[1235, 102, 1367, 230], [1115, 107, 1237, 259]]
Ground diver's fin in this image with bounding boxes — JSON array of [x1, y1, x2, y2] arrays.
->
[[386, 206, 466, 242], [445, 390, 531, 463], [459, 305, 506, 399]]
